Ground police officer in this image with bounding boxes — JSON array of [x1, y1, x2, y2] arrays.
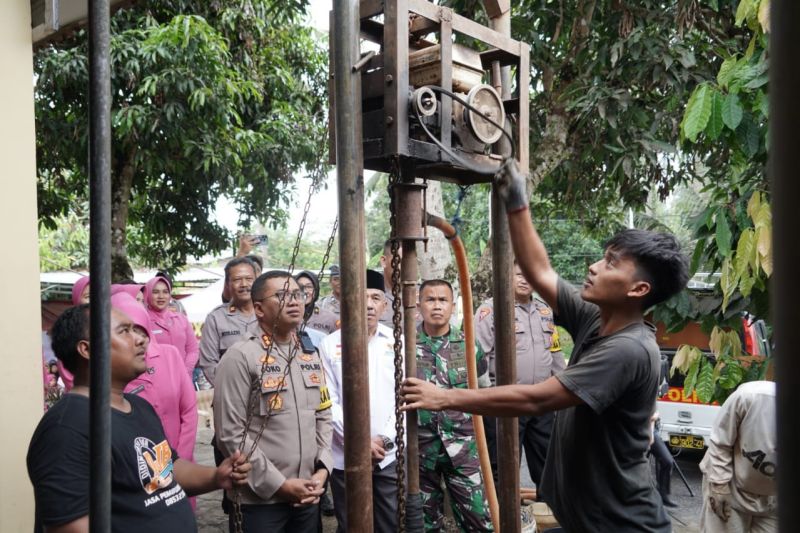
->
[[417, 279, 493, 532], [199, 256, 260, 386], [474, 262, 565, 487], [317, 265, 341, 316], [213, 271, 333, 532], [295, 270, 339, 338]]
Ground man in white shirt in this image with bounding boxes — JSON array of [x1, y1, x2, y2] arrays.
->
[[700, 380, 777, 533], [319, 269, 401, 533]]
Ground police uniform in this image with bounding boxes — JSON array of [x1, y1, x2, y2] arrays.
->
[[474, 296, 565, 488], [306, 305, 340, 334], [213, 332, 333, 528], [416, 324, 493, 532], [198, 303, 259, 386], [317, 295, 340, 317]]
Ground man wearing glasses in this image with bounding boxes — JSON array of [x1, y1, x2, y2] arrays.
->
[[214, 271, 333, 532]]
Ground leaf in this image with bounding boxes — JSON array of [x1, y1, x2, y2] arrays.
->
[[758, 0, 771, 33], [690, 239, 706, 274], [717, 56, 739, 89], [757, 225, 773, 276], [747, 191, 762, 221], [715, 209, 733, 257], [671, 344, 691, 377], [734, 227, 756, 274], [735, 0, 756, 27], [719, 359, 745, 389], [683, 350, 702, 397], [696, 356, 716, 403], [722, 93, 743, 130], [706, 90, 725, 140], [709, 326, 723, 356], [720, 257, 739, 312], [681, 84, 713, 142], [736, 117, 761, 157]]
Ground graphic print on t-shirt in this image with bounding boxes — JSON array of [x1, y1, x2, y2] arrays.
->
[[135, 437, 175, 494]]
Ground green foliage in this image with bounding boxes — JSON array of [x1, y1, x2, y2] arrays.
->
[[35, 0, 328, 277], [38, 205, 90, 271], [262, 228, 339, 273]]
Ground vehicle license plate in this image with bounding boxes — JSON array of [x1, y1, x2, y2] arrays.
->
[[669, 433, 705, 449]]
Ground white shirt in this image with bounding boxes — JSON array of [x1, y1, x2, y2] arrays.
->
[[319, 324, 403, 470]]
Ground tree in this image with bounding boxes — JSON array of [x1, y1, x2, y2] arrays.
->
[[35, 0, 328, 279]]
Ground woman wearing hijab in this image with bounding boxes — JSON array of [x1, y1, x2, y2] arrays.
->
[[143, 275, 199, 374], [58, 276, 92, 391], [71, 276, 90, 305], [112, 292, 198, 464], [111, 282, 145, 304]]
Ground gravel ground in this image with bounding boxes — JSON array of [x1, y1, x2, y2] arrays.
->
[[195, 426, 704, 532]]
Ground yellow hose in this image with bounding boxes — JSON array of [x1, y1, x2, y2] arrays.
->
[[425, 211, 500, 532]]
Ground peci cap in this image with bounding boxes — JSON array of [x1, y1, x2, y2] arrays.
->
[[329, 264, 340, 277], [366, 269, 385, 291]]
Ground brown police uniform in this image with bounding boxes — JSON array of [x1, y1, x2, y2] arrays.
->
[[213, 333, 333, 507], [306, 305, 340, 334], [199, 303, 259, 386], [474, 295, 565, 487], [317, 295, 340, 317]]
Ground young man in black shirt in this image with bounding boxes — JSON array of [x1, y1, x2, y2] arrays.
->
[[27, 304, 252, 533], [403, 160, 689, 532]]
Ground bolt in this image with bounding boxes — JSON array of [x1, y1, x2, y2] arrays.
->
[[386, 116, 394, 125], [386, 74, 394, 84]]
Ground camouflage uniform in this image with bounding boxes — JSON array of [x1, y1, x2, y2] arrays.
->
[[416, 324, 493, 532]]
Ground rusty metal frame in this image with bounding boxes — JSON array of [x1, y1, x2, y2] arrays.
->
[[331, 0, 529, 185]]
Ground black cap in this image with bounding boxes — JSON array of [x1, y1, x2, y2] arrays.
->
[[366, 269, 384, 291], [329, 264, 340, 276]]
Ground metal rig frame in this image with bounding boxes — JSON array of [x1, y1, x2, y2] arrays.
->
[[331, 0, 530, 184], [333, 1, 526, 531]]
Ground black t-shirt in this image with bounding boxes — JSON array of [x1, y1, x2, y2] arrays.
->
[[539, 279, 670, 532], [27, 393, 196, 532]]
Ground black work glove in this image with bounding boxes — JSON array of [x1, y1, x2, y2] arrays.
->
[[494, 159, 529, 213]]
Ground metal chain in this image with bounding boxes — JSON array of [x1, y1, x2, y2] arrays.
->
[[388, 157, 407, 531], [232, 123, 335, 533]]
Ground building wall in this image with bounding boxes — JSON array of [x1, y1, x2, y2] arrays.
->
[[0, 1, 44, 531]]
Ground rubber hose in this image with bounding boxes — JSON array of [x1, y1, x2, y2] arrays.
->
[[425, 211, 500, 532]]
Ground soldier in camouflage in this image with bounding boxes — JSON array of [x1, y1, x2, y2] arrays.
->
[[416, 279, 493, 532]]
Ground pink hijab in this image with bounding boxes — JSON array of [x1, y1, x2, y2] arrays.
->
[[143, 275, 172, 319], [71, 276, 90, 305], [111, 292, 152, 340], [111, 283, 144, 300]]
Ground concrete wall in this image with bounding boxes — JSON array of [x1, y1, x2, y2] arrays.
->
[[0, 1, 44, 531]]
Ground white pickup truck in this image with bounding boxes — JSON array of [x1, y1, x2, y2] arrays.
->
[[655, 316, 771, 450]]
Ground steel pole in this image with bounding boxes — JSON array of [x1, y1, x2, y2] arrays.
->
[[333, 2, 373, 531], [88, 0, 112, 531], [771, 1, 800, 529], [488, 2, 521, 531]]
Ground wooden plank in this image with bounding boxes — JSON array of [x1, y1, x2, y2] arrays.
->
[[361, 18, 384, 43], [482, 0, 510, 20], [360, 0, 384, 19], [439, 11, 453, 150], [409, 0, 520, 53], [480, 48, 519, 69], [383, 0, 409, 156]]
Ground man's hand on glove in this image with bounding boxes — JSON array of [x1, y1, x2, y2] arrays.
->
[[494, 159, 529, 213], [708, 482, 733, 522]]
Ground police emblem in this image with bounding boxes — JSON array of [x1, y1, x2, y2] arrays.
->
[[260, 354, 276, 364], [268, 393, 283, 411], [309, 373, 321, 385]]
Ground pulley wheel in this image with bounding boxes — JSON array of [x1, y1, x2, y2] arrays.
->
[[465, 84, 505, 144]]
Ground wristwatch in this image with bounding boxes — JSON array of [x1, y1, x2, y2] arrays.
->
[[380, 435, 395, 451]]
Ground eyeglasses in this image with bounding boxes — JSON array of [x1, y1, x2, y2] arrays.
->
[[263, 290, 307, 302]]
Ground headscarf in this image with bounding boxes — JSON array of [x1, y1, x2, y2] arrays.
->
[[111, 292, 152, 340], [71, 276, 90, 305], [143, 275, 172, 319], [295, 270, 320, 320], [111, 283, 144, 300]]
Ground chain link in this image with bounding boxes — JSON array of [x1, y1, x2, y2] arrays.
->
[[388, 157, 407, 532], [232, 123, 336, 533]]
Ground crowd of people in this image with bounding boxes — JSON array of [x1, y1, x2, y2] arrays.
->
[[28, 160, 777, 533]]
